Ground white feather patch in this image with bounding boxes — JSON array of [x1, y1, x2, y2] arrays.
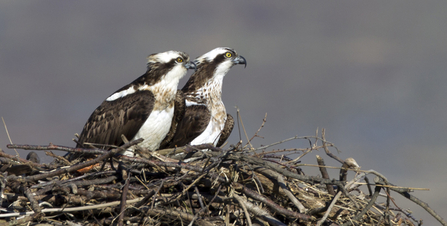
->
[[121, 107, 174, 156], [190, 116, 225, 146], [106, 86, 136, 101], [213, 60, 233, 81], [156, 64, 187, 90], [185, 99, 206, 107]]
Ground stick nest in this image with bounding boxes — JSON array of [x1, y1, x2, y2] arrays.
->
[[0, 129, 441, 226]]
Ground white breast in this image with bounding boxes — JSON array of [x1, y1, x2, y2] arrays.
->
[[190, 79, 227, 146], [121, 107, 174, 156], [190, 113, 226, 146]]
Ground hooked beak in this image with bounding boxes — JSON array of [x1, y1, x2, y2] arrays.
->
[[233, 55, 247, 68], [185, 61, 197, 71]]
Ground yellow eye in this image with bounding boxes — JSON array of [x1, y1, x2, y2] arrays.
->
[[225, 52, 232, 58], [176, 57, 183, 63]]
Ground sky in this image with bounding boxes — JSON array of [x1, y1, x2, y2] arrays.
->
[[1, 1, 446, 224]]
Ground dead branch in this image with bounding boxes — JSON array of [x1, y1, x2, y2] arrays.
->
[[316, 155, 335, 195]]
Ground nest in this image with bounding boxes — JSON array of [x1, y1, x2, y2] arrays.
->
[[0, 128, 443, 226]]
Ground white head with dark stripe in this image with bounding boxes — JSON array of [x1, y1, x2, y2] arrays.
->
[[182, 47, 246, 94], [145, 50, 195, 86]]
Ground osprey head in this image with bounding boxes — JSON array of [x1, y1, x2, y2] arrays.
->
[[144, 50, 196, 85], [194, 47, 247, 69], [182, 47, 246, 93]]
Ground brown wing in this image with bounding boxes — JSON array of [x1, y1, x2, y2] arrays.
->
[[216, 114, 234, 147], [76, 90, 155, 149], [159, 91, 185, 149], [167, 105, 211, 148]]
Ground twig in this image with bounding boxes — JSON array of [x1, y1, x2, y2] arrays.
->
[[151, 179, 164, 209], [255, 135, 310, 151], [194, 186, 204, 209], [277, 173, 307, 212], [316, 191, 343, 226], [233, 193, 253, 226], [2, 117, 19, 157], [117, 171, 130, 226], [247, 113, 267, 143], [254, 147, 308, 158], [353, 182, 429, 191], [235, 106, 243, 148], [251, 170, 265, 193], [316, 155, 335, 195], [45, 151, 71, 166], [285, 146, 316, 163], [24, 187, 42, 218], [0, 197, 145, 218], [321, 128, 344, 164], [235, 107, 253, 151], [134, 190, 156, 208]]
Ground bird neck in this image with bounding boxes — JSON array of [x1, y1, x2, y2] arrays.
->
[[148, 79, 179, 110]]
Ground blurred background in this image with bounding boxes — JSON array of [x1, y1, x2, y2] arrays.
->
[[1, 1, 446, 224]]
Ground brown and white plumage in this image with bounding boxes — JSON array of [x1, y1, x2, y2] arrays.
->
[[75, 51, 195, 158], [165, 47, 246, 148]]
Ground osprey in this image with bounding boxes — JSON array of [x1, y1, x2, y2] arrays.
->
[[165, 47, 246, 148], [74, 50, 196, 158]]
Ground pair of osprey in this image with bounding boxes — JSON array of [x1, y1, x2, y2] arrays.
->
[[75, 47, 246, 157]]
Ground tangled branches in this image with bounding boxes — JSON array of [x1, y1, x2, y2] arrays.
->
[[0, 130, 444, 226]]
